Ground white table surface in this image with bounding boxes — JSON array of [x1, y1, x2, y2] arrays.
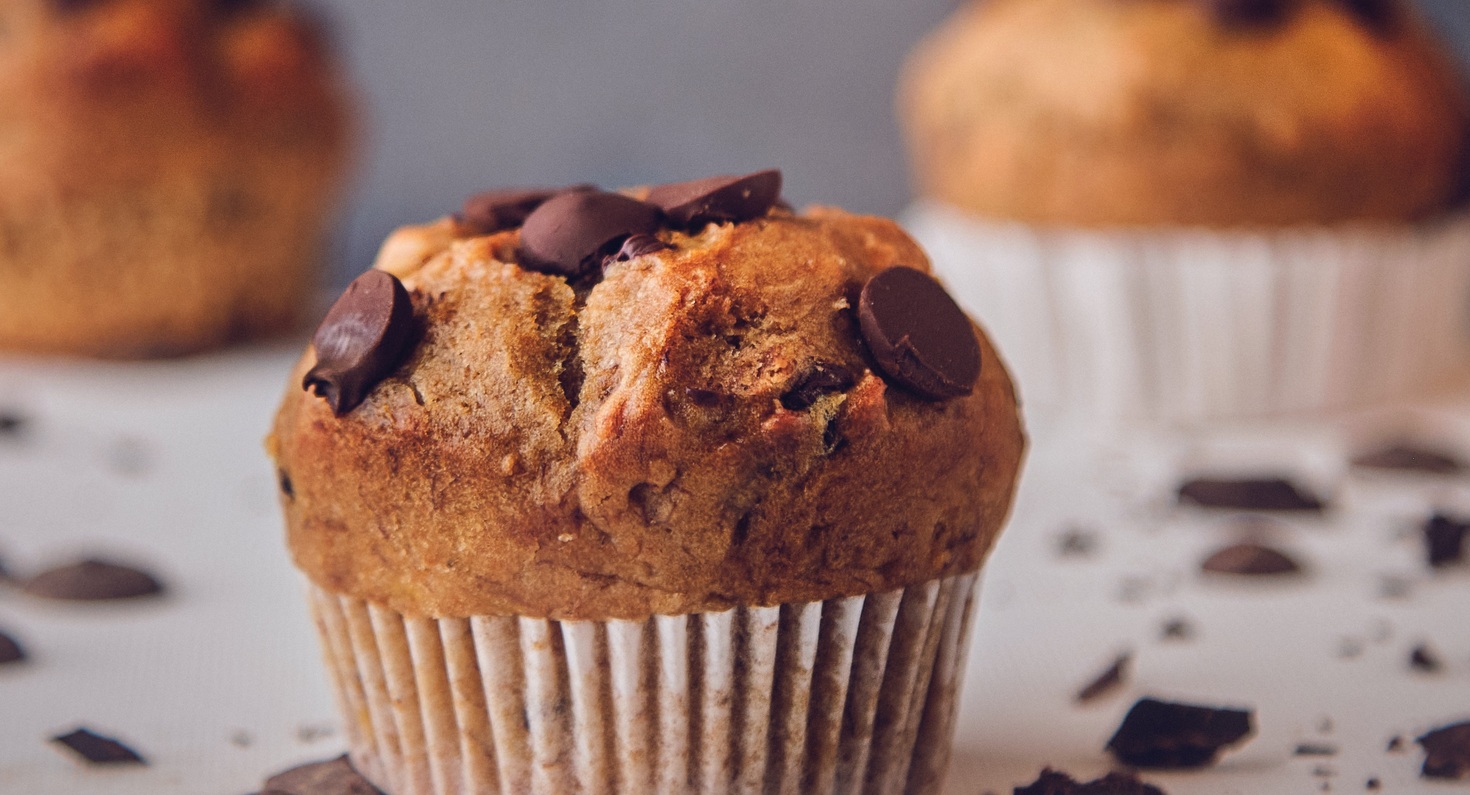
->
[[1, 344, 1468, 794]]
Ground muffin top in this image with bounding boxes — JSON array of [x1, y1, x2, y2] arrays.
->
[[0, 0, 351, 185], [268, 173, 1026, 621], [900, 0, 1470, 227]]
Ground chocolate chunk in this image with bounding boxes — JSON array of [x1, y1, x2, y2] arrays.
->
[[1423, 513, 1468, 568], [1295, 743, 1339, 756], [1410, 643, 1442, 673], [519, 191, 663, 277], [646, 169, 782, 229], [1106, 697, 1254, 769], [858, 266, 981, 400], [303, 270, 416, 416], [1013, 768, 1167, 795], [1076, 652, 1130, 704], [1352, 444, 1465, 475], [1176, 477, 1325, 512], [604, 233, 672, 267], [52, 728, 146, 765], [1205, 0, 1296, 26], [780, 363, 855, 411], [0, 629, 24, 664], [264, 755, 384, 794], [1200, 542, 1302, 576], [458, 187, 586, 234], [1161, 617, 1194, 641], [1419, 722, 1470, 780], [22, 558, 164, 601]]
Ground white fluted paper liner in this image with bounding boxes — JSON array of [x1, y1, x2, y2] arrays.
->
[[308, 572, 978, 795], [904, 200, 1470, 425]]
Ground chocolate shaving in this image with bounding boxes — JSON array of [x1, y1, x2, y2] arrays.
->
[[1076, 653, 1131, 704], [22, 558, 164, 601], [1176, 477, 1325, 512], [303, 270, 416, 416], [1200, 542, 1303, 576], [857, 266, 981, 400], [263, 754, 384, 794], [646, 169, 782, 229], [1106, 697, 1254, 769], [1418, 722, 1470, 780], [52, 728, 146, 765]]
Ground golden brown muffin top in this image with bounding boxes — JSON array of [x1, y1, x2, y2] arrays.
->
[[900, 0, 1470, 227], [268, 175, 1026, 621]]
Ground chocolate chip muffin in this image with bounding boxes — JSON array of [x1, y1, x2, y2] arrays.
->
[[900, 0, 1470, 227], [268, 171, 1025, 794], [0, 0, 354, 357]]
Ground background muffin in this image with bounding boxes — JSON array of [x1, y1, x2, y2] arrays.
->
[[900, 0, 1470, 423], [0, 0, 354, 357], [269, 173, 1025, 793]]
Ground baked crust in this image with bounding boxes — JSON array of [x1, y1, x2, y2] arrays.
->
[[269, 208, 1026, 621], [0, 0, 354, 356], [900, 0, 1470, 227]]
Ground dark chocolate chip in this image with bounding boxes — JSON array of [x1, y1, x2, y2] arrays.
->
[[857, 266, 980, 400], [458, 187, 581, 234], [646, 169, 782, 229], [1176, 477, 1325, 512], [1013, 767, 1167, 795], [780, 363, 855, 411], [52, 728, 146, 765], [1352, 443, 1465, 475], [22, 559, 164, 601], [1419, 722, 1470, 780], [1410, 643, 1443, 673], [1205, 0, 1297, 26], [1296, 743, 1339, 756], [1200, 542, 1302, 576], [264, 754, 384, 795], [1423, 513, 1468, 568], [0, 629, 24, 664], [604, 233, 672, 267], [303, 270, 416, 416], [1106, 697, 1254, 769], [1076, 652, 1130, 704], [519, 191, 663, 277], [1161, 617, 1194, 641]]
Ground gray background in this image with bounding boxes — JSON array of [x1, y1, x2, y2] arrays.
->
[[314, 0, 1470, 284]]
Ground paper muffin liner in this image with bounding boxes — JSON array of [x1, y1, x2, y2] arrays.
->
[[307, 572, 979, 795], [904, 200, 1470, 425]]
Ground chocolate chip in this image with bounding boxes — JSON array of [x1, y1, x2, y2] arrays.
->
[[1176, 477, 1325, 512], [1076, 652, 1130, 704], [1200, 542, 1303, 576], [1419, 722, 1470, 780], [857, 266, 980, 401], [780, 363, 855, 411], [1410, 643, 1443, 673], [1423, 513, 1468, 568], [0, 629, 25, 664], [519, 191, 663, 277], [1352, 444, 1465, 475], [22, 558, 164, 601], [303, 270, 416, 416], [1205, 0, 1296, 26], [1013, 768, 1167, 795], [604, 233, 672, 267], [458, 187, 582, 234], [1296, 743, 1339, 757], [1106, 697, 1254, 769], [52, 728, 146, 765], [646, 169, 782, 229], [264, 754, 384, 794]]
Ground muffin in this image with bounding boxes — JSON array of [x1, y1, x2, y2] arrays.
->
[[267, 171, 1026, 794], [900, 0, 1470, 422], [0, 0, 355, 357]]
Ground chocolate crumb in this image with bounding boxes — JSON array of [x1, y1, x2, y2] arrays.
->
[[1423, 513, 1469, 568], [277, 469, 294, 500], [1076, 652, 1131, 704], [1161, 617, 1194, 641], [1365, 778, 1381, 791], [0, 410, 27, 438], [1313, 765, 1337, 777], [230, 730, 253, 748], [1013, 767, 1167, 795], [1296, 743, 1339, 756], [1338, 639, 1364, 660], [1177, 477, 1325, 513], [1352, 443, 1465, 475], [1058, 528, 1099, 558], [263, 754, 383, 794], [22, 558, 164, 601], [1106, 697, 1254, 769], [51, 727, 146, 765], [1388, 735, 1405, 752], [1200, 542, 1303, 576], [1418, 721, 1470, 780], [105, 437, 152, 477], [1410, 643, 1443, 673], [0, 629, 25, 664], [1377, 575, 1412, 600], [1318, 717, 1335, 735]]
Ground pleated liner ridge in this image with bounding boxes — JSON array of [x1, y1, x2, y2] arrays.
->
[[309, 572, 979, 795]]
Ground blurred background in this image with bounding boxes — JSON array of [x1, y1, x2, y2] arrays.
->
[[314, 0, 1470, 284]]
